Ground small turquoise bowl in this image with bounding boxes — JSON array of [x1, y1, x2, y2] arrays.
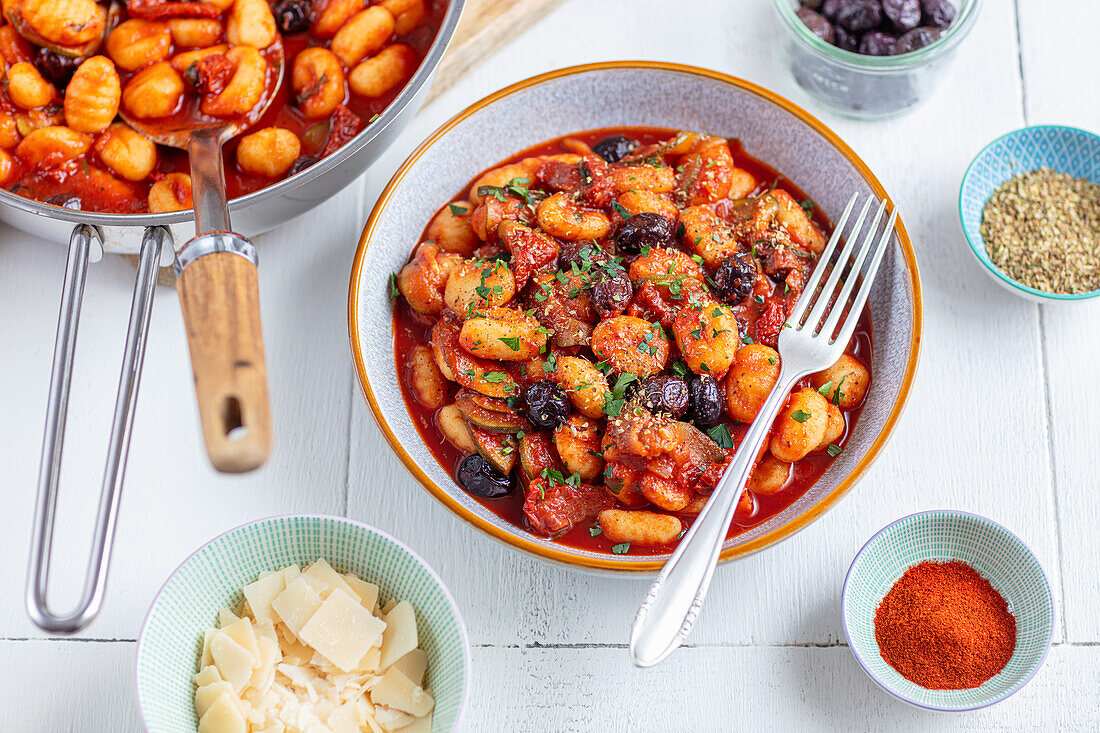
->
[[959, 125, 1100, 303], [136, 515, 470, 732], [842, 510, 1054, 712]]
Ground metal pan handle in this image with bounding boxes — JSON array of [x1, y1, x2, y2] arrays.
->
[[25, 224, 168, 633]]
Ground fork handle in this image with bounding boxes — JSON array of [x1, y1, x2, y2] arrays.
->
[[629, 367, 800, 667]]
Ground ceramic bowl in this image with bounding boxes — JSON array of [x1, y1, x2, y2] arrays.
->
[[349, 61, 922, 572], [959, 125, 1100, 303], [843, 510, 1055, 711], [135, 515, 470, 732]]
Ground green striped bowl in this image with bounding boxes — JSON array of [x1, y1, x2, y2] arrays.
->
[[136, 515, 470, 731], [842, 510, 1054, 711]]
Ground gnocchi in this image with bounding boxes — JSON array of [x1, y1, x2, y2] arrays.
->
[[236, 127, 301, 178], [64, 57, 120, 133]]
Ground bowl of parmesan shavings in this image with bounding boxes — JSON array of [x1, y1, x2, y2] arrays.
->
[[136, 515, 469, 733], [960, 125, 1100, 303]]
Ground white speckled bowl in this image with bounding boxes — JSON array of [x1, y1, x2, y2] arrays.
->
[[349, 62, 922, 572]]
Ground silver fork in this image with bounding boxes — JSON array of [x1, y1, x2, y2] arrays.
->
[[629, 193, 898, 667]]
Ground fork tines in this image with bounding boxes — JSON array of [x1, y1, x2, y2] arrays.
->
[[788, 193, 898, 345]]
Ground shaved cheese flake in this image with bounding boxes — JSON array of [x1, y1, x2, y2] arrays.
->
[[379, 601, 418, 670], [198, 692, 246, 733], [391, 649, 428, 687], [211, 631, 257, 693], [243, 571, 286, 624], [298, 589, 386, 673], [369, 667, 434, 718], [270, 577, 322, 638], [194, 562, 433, 733]]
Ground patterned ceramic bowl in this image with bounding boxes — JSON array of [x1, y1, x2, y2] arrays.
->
[[843, 510, 1054, 711], [959, 125, 1100, 303], [349, 61, 923, 573], [135, 515, 470, 732]]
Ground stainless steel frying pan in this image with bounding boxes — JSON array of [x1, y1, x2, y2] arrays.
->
[[10, 0, 465, 633]]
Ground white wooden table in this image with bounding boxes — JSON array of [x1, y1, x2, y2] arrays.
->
[[2, 1, 1098, 730]]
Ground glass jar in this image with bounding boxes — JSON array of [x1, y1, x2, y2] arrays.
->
[[773, 0, 982, 119]]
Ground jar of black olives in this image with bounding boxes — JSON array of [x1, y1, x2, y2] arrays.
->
[[773, 0, 981, 119]]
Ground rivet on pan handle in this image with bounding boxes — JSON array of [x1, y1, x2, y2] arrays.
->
[[25, 224, 167, 633]]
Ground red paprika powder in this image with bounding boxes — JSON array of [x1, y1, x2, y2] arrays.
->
[[874, 560, 1016, 689]]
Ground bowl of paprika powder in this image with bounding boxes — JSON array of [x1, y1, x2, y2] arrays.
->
[[842, 510, 1054, 711]]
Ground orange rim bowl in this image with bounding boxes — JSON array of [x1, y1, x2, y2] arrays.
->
[[348, 61, 923, 573]]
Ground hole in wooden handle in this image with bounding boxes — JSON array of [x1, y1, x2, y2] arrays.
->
[[221, 395, 249, 441]]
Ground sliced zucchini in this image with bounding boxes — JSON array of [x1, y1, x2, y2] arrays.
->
[[517, 431, 561, 490], [469, 423, 517, 475], [455, 389, 529, 433]]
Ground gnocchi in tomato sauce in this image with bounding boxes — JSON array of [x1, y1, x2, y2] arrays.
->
[[393, 127, 873, 556], [0, 0, 446, 212]]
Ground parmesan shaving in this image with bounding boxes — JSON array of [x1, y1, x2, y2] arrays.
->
[[193, 561, 434, 733]]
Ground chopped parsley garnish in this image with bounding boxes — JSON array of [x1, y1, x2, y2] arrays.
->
[[611, 201, 633, 220], [483, 371, 507, 383], [790, 409, 812, 423], [448, 202, 469, 216], [387, 273, 399, 301], [831, 376, 847, 405], [670, 361, 689, 379], [707, 424, 735, 449], [611, 543, 631, 555], [603, 372, 638, 417], [589, 524, 603, 537], [498, 336, 520, 351], [826, 444, 843, 457]]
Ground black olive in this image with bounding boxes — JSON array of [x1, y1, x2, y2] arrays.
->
[[689, 374, 722, 430], [860, 31, 898, 55], [591, 274, 633, 318], [615, 212, 673, 255], [893, 26, 940, 54], [712, 254, 756, 306], [272, 0, 312, 34], [523, 380, 570, 429], [833, 25, 860, 52], [637, 375, 690, 419], [288, 155, 320, 176], [796, 8, 835, 43], [457, 454, 513, 499], [920, 0, 956, 28], [821, 0, 843, 18], [800, 0, 823, 9], [44, 194, 82, 210], [559, 240, 610, 270], [883, 0, 922, 32], [836, 0, 882, 32], [34, 48, 80, 89], [591, 135, 638, 163]]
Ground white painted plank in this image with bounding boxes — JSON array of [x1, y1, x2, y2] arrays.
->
[[467, 644, 1099, 732], [0, 181, 363, 639], [0, 640, 141, 731], [348, 0, 1061, 648], [1017, 0, 1100, 644]]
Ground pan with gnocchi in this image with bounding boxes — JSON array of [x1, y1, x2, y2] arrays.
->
[[392, 127, 872, 557], [0, 0, 445, 213]]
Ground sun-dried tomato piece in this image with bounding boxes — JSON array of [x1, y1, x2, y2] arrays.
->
[[321, 104, 364, 157], [523, 477, 615, 536], [184, 53, 234, 96]]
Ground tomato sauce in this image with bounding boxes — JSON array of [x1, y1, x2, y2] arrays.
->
[[392, 127, 872, 556]]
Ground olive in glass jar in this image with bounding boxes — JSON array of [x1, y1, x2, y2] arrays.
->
[[883, 0, 922, 32], [272, 0, 312, 34], [592, 135, 638, 163], [615, 212, 673, 254], [893, 26, 940, 54], [860, 31, 898, 56], [920, 0, 956, 28], [457, 454, 514, 499], [689, 374, 722, 429], [796, 8, 834, 43], [835, 0, 883, 32], [524, 380, 570, 429], [637, 375, 690, 418]]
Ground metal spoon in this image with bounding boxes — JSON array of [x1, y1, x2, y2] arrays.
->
[[119, 40, 285, 473]]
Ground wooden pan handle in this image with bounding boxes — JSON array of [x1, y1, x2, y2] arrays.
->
[[176, 249, 271, 472]]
